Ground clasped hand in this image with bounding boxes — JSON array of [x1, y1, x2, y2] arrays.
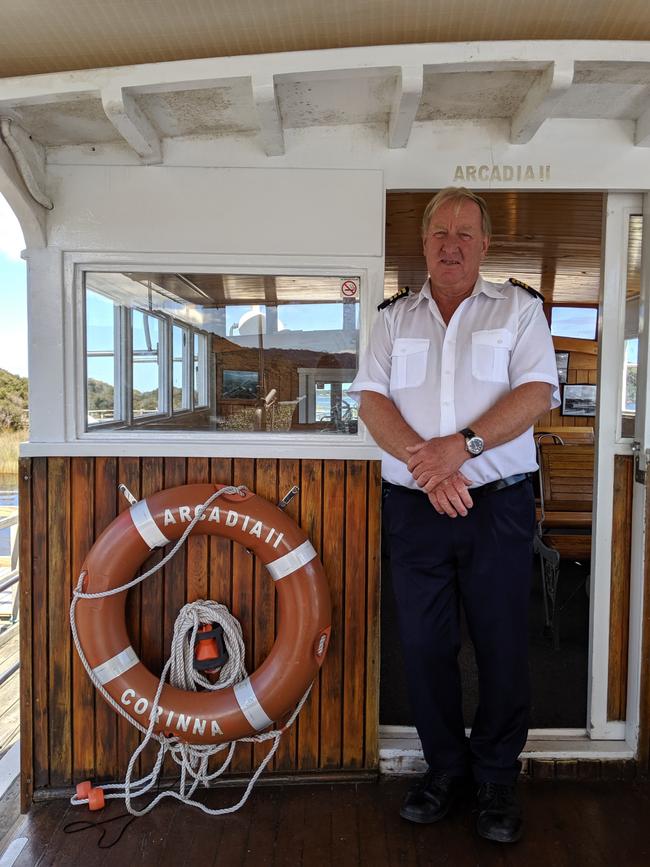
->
[[406, 435, 473, 518]]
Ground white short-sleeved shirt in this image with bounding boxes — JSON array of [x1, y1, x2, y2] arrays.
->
[[349, 275, 561, 489]]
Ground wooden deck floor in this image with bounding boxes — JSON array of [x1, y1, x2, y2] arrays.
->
[[0, 777, 649, 866], [0, 625, 19, 760]]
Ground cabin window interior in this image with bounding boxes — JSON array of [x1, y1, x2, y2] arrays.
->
[[621, 214, 641, 433], [83, 271, 360, 434], [550, 306, 598, 340]]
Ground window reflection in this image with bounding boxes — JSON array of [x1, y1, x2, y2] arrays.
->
[[621, 215, 642, 438], [84, 272, 360, 434]]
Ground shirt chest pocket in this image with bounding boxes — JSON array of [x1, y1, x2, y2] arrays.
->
[[471, 328, 513, 384], [390, 338, 430, 390]]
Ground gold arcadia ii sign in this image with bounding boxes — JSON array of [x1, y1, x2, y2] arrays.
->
[[454, 165, 551, 182]]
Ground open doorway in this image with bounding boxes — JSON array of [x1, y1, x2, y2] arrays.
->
[[380, 191, 604, 731]]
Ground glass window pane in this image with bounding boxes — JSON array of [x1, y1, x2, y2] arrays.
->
[[550, 307, 598, 340], [621, 215, 642, 437], [172, 325, 187, 411], [132, 310, 161, 417], [83, 272, 360, 434], [86, 289, 117, 425], [193, 333, 208, 408]]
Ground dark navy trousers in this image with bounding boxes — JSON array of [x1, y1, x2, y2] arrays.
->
[[382, 478, 536, 784]]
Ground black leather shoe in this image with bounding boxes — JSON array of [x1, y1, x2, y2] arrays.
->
[[399, 771, 462, 824], [476, 782, 523, 843]]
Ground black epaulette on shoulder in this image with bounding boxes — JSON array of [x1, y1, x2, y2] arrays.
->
[[509, 277, 544, 302], [378, 286, 410, 311]]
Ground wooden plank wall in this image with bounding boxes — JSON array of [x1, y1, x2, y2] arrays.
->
[[608, 455, 635, 720], [535, 336, 598, 432], [19, 456, 381, 809]]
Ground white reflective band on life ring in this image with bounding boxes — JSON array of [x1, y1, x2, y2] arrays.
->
[[266, 539, 317, 582], [233, 678, 273, 731], [92, 645, 139, 686], [130, 499, 169, 549]]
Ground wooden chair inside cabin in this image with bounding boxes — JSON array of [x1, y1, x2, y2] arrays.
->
[[534, 435, 595, 648]]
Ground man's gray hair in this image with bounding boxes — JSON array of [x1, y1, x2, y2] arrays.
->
[[421, 187, 492, 239]]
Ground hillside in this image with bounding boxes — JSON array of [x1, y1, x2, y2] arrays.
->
[[0, 368, 28, 430]]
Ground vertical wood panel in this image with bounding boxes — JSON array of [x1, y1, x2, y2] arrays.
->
[[640, 471, 650, 771], [343, 461, 367, 767], [252, 458, 278, 769], [231, 458, 255, 772], [31, 458, 49, 791], [608, 455, 634, 720], [139, 456, 165, 775], [364, 461, 382, 768], [209, 458, 233, 609], [163, 459, 186, 654], [186, 458, 210, 601], [297, 460, 323, 770], [70, 458, 95, 781], [273, 459, 300, 772], [320, 460, 345, 769], [93, 458, 118, 780], [19, 458, 34, 811], [47, 457, 71, 786], [117, 458, 141, 772]]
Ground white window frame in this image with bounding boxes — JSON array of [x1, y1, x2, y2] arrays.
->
[[297, 367, 359, 424], [129, 306, 168, 425], [192, 331, 209, 410], [84, 287, 124, 430], [63, 253, 382, 460], [171, 322, 191, 414]]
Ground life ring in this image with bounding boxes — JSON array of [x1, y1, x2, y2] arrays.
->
[[74, 484, 331, 745]]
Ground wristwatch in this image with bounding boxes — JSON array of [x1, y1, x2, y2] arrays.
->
[[460, 427, 484, 457]]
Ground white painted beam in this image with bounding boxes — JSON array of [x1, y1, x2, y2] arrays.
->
[[510, 60, 575, 145], [634, 104, 650, 146], [252, 76, 284, 156], [101, 85, 162, 164], [388, 66, 423, 149], [0, 119, 52, 209], [0, 122, 47, 247]]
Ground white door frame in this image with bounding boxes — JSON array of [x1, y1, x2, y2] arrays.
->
[[589, 193, 642, 742], [624, 193, 650, 754]]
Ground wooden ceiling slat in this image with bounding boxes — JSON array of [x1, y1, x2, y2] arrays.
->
[[385, 191, 605, 304]]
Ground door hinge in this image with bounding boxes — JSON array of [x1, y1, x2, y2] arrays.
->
[[632, 441, 649, 484]]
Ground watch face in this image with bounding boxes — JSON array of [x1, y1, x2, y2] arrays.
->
[[466, 436, 484, 456]]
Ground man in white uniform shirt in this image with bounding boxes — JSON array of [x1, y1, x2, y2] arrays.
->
[[349, 188, 559, 844]]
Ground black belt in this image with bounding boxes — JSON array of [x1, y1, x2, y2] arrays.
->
[[469, 472, 531, 496], [383, 473, 531, 498]]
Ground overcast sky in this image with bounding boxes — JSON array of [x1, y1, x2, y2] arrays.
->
[[0, 194, 27, 377]]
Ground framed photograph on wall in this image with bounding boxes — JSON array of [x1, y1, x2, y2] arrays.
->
[[555, 351, 569, 384], [221, 369, 259, 400], [561, 383, 597, 417]]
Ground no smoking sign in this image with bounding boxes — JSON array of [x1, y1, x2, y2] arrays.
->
[[340, 279, 359, 298]]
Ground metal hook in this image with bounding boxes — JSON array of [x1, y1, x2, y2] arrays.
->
[[278, 486, 299, 510], [118, 484, 137, 505]]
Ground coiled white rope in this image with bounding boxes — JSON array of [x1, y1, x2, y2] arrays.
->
[[69, 484, 312, 817]]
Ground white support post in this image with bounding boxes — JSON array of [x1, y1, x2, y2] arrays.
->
[[634, 105, 650, 147], [510, 60, 575, 145], [101, 85, 162, 164], [588, 193, 642, 740], [252, 76, 285, 157], [388, 66, 423, 149], [25, 247, 67, 442]]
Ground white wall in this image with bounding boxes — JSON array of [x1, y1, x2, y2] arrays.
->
[[46, 166, 384, 255]]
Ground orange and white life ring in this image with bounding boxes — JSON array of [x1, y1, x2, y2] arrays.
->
[[74, 484, 331, 745]]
